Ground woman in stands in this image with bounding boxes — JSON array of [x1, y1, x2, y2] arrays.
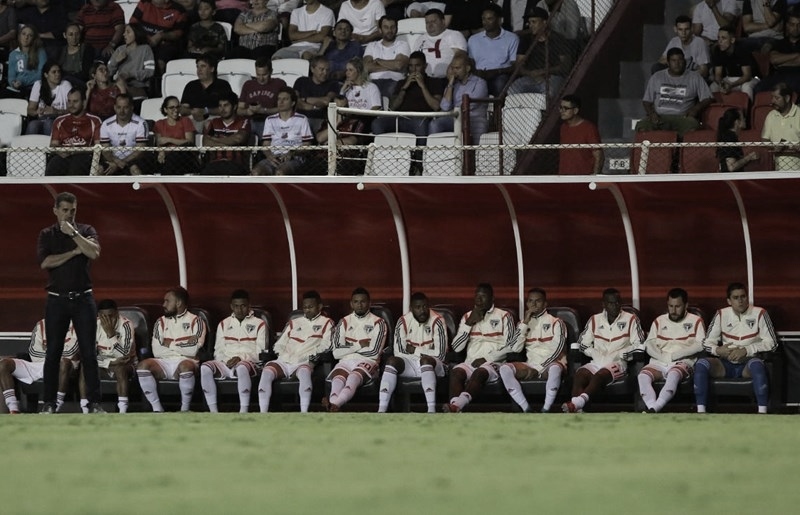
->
[[716, 108, 759, 172], [152, 95, 199, 175], [316, 56, 381, 146], [25, 60, 72, 135], [57, 23, 94, 91], [2, 25, 47, 99], [85, 62, 127, 120], [232, 0, 280, 60], [107, 24, 155, 99]]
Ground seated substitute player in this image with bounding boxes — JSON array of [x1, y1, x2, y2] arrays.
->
[[498, 288, 566, 413], [79, 299, 136, 414], [563, 288, 645, 413], [0, 320, 78, 414], [442, 283, 516, 413], [322, 287, 388, 412], [258, 290, 335, 413], [137, 287, 207, 412], [377, 292, 447, 413], [694, 282, 778, 414], [637, 288, 705, 413], [201, 289, 267, 413]]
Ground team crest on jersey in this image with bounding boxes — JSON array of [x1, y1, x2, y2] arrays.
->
[[425, 325, 432, 334], [746, 319, 755, 328], [617, 322, 627, 330], [183, 323, 190, 331], [543, 323, 551, 332], [364, 325, 373, 334], [491, 319, 500, 329], [313, 325, 321, 332], [683, 323, 692, 332], [246, 324, 256, 333]]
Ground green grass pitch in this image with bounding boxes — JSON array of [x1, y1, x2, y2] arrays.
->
[[1, 413, 798, 514]]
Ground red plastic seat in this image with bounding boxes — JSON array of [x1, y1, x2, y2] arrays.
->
[[739, 129, 773, 171], [631, 130, 678, 174], [702, 104, 736, 132], [681, 130, 718, 173]]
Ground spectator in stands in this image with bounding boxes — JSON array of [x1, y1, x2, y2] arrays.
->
[[26, 61, 72, 135], [137, 286, 207, 413], [417, 8, 467, 79], [317, 19, 364, 81], [711, 25, 760, 100], [498, 288, 566, 413], [316, 57, 381, 145], [201, 289, 266, 413], [372, 51, 445, 145], [653, 15, 710, 79], [252, 87, 315, 175], [153, 95, 199, 175], [694, 282, 778, 414], [76, 0, 125, 60], [3, 25, 47, 100], [258, 290, 334, 413], [468, 3, 518, 96], [186, 0, 227, 60], [294, 55, 340, 133], [271, 0, 335, 60], [45, 88, 102, 176], [761, 81, 800, 170], [507, 7, 571, 98], [717, 107, 759, 171], [558, 93, 603, 174], [213, 0, 248, 24], [637, 48, 712, 138], [16, 0, 67, 61], [740, 0, 785, 53], [107, 24, 156, 99], [536, 0, 582, 41], [267, 0, 300, 46], [364, 16, 410, 98], [442, 283, 515, 413], [406, 2, 446, 19], [57, 23, 94, 91], [757, 9, 800, 94], [86, 62, 127, 120], [78, 299, 136, 414], [338, 0, 385, 44], [99, 93, 151, 175], [322, 287, 388, 412], [429, 55, 488, 144], [444, 0, 490, 39], [0, 1, 18, 70], [180, 54, 233, 132], [692, 0, 739, 46], [201, 91, 253, 175], [0, 320, 78, 414], [562, 288, 645, 413], [638, 288, 706, 413], [378, 292, 447, 414], [238, 57, 287, 137], [130, 0, 189, 75], [232, 0, 280, 60]]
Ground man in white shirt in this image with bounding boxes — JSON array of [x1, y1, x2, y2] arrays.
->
[[252, 87, 314, 175], [99, 93, 150, 175], [693, 0, 739, 44], [338, 0, 385, 44], [272, 0, 335, 59], [416, 8, 467, 78], [364, 16, 410, 98]]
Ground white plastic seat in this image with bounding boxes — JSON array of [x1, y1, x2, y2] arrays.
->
[[397, 18, 426, 52], [272, 58, 309, 77], [217, 58, 256, 77], [423, 132, 462, 176], [218, 21, 233, 42], [161, 72, 198, 100], [139, 97, 165, 123], [0, 98, 29, 117], [0, 113, 23, 147], [165, 58, 199, 75], [119, 1, 137, 23], [365, 132, 417, 176], [219, 73, 251, 96], [475, 132, 517, 176], [8, 134, 51, 177]]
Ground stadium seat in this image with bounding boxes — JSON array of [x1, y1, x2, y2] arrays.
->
[[7, 134, 51, 177], [219, 72, 250, 97], [0, 98, 28, 117], [0, 113, 23, 148], [475, 131, 516, 175], [423, 132, 462, 176], [165, 58, 199, 75], [739, 129, 773, 171], [218, 21, 232, 42], [701, 104, 733, 132], [217, 58, 256, 77], [119, 0, 137, 23], [139, 97, 165, 124], [750, 104, 773, 135], [161, 72, 198, 100], [713, 91, 749, 114], [681, 130, 718, 173], [503, 94, 545, 145], [753, 90, 772, 108], [364, 132, 416, 176], [631, 130, 677, 174], [397, 17, 425, 52], [272, 59, 309, 87], [751, 51, 770, 78]]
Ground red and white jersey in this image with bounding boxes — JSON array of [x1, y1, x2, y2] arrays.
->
[[417, 29, 468, 78], [644, 312, 705, 367], [703, 305, 778, 357], [451, 306, 516, 364], [578, 310, 645, 367], [332, 311, 387, 364], [95, 315, 136, 369], [274, 313, 335, 364], [152, 310, 206, 360], [364, 39, 410, 81], [51, 113, 103, 147], [262, 112, 313, 155], [393, 309, 447, 361], [28, 319, 78, 362], [214, 312, 267, 363], [512, 311, 566, 371], [100, 114, 149, 160]]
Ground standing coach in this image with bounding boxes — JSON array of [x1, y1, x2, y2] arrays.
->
[[37, 192, 105, 414]]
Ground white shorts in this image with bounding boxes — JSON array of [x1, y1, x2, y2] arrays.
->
[[394, 355, 445, 378], [264, 359, 313, 379], [202, 360, 258, 378], [328, 359, 380, 382], [641, 360, 692, 380], [153, 358, 197, 379], [11, 359, 44, 384], [451, 362, 500, 384], [580, 361, 627, 381]]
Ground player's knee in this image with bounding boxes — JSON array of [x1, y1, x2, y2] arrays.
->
[[695, 359, 710, 373], [0, 358, 14, 374], [200, 363, 214, 376], [419, 355, 435, 367], [385, 356, 403, 371], [178, 360, 198, 374]]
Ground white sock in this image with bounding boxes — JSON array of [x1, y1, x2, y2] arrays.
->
[[499, 364, 529, 412], [296, 366, 313, 413], [638, 373, 657, 410], [420, 365, 437, 413], [200, 365, 218, 412], [3, 389, 19, 412], [117, 396, 128, 414], [697, 404, 707, 413], [329, 375, 346, 404], [334, 373, 363, 407], [451, 392, 471, 410], [56, 391, 66, 412], [258, 368, 275, 413], [378, 366, 398, 413], [137, 370, 164, 412], [572, 393, 589, 410], [236, 364, 251, 413], [80, 398, 90, 414], [758, 405, 767, 414], [179, 372, 195, 411], [654, 370, 682, 412], [543, 365, 562, 411]]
